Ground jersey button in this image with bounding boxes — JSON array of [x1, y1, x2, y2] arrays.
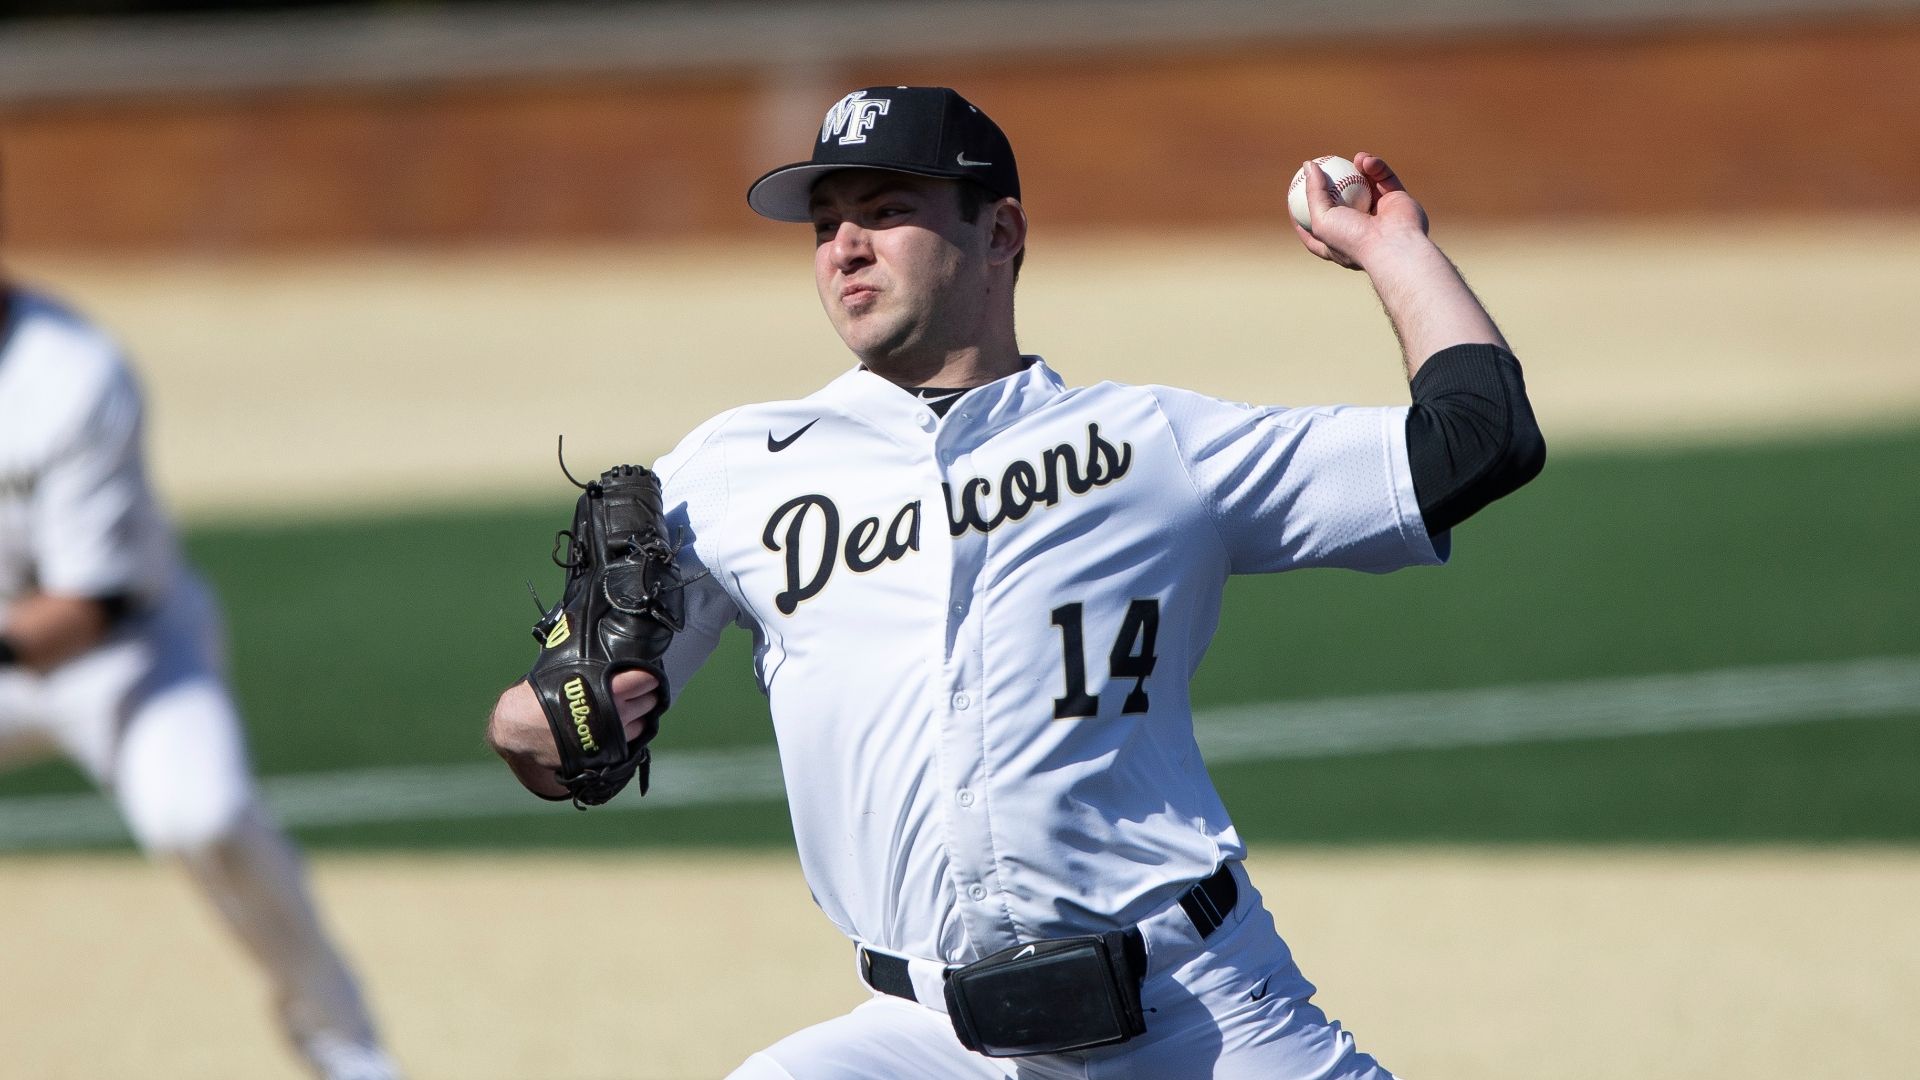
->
[[968, 884, 987, 901], [916, 411, 936, 430], [952, 692, 970, 710], [957, 789, 974, 807]]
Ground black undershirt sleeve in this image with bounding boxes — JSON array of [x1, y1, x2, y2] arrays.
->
[[1405, 343, 1546, 535]]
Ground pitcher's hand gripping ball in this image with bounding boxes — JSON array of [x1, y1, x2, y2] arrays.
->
[[1288, 155, 1372, 230], [526, 462, 686, 807]]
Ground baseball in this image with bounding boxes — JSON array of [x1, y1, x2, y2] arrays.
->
[[1288, 155, 1372, 230]]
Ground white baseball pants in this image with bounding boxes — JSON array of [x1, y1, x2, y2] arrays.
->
[[0, 574, 396, 1080], [729, 867, 1395, 1079]]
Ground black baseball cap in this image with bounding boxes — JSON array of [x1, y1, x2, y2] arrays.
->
[[747, 86, 1019, 222]]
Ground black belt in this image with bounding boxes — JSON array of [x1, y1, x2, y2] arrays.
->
[[862, 863, 1239, 1003]]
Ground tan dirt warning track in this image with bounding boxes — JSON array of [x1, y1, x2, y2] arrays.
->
[[3, 848, 1916, 1080], [11, 219, 1919, 521]]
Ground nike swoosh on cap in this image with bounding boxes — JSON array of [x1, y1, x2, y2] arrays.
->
[[956, 152, 993, 167], [767, 418, 820, 452]]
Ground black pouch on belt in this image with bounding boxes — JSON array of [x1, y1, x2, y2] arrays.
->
[[942, 929, 1148, 1057]]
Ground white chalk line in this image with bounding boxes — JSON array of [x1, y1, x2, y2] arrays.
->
[[1, 655, 1915, 850]]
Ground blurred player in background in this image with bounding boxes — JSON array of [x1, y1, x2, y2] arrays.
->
[[0, 265, 403, 1080]]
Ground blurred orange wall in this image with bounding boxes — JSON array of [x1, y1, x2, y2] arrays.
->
[[1, 14, 1912, 253]]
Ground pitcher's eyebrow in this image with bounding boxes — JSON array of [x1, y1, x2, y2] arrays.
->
[[809, 177, 924, 216]]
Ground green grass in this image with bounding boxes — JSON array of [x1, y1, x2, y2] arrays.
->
[[285, 710, 1920, 851], [1213, 713, 1920, 846], [1196, 425, 1920, 702], [4, 424, 1917, 847]]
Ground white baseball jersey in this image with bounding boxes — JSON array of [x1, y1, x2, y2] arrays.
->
[[0, 289, 177, 610], [654, 357, 1443, 965]]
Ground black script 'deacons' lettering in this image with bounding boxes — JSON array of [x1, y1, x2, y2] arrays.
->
[[762, 496, 923, 615], [943, 422, 1132, 536], [760, 423, 1133, 615]]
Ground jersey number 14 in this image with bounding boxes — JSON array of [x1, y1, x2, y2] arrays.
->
[[1051, 600, 1161, 719]]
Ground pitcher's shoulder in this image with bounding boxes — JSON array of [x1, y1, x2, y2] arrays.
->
[[656, 397, 830, 468]]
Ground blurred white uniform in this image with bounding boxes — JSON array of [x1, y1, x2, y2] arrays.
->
[[0, 288, 401, 1080]]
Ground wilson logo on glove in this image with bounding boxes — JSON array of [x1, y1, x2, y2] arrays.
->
[[523, 448, 689, 809], [562, 676, 598, 752]]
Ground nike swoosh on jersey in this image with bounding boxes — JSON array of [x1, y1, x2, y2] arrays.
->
[[1014, 944, 1037, 960], [767, 419, 820, 452], [1248, 975, 1272, 1002], [955, 152, 993, 167]]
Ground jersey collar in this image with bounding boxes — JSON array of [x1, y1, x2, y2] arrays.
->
[[816, 356, 1065, 442]]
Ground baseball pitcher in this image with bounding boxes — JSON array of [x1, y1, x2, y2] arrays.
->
[[488, 86, 1543, 1078]]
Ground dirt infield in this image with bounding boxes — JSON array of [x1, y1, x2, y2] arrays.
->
[[12, 220, 1919, 520], [3, 847, 1914, 1079]]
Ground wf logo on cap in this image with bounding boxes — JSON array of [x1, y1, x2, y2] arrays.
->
[[747, 85, 1018, 222], [821, 90, 891, 146]]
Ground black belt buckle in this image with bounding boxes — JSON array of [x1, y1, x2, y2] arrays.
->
[[942, 929, 1147, 1058]]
